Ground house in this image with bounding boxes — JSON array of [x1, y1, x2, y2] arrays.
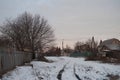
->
[[98, 38, 120, 58]]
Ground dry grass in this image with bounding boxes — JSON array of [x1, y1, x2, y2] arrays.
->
[[107, 74, 120, 80], [85, 56, 120, 64], [35, 56, 49, 62]]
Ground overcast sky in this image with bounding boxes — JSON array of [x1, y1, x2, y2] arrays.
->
[[0, 0, 120, 47]]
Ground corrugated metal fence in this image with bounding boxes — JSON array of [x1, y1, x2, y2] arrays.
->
[[0, 49, 33, 75]]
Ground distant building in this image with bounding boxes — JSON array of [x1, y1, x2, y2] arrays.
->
[[98, 38, 120, 58]]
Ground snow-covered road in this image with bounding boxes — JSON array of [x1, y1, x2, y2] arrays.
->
[[2, 57, 120, 80]]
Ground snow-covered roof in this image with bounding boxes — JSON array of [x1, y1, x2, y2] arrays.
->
[[99, 38, 120, 51]]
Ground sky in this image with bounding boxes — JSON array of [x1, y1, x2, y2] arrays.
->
[[0, 0, 120, 48]]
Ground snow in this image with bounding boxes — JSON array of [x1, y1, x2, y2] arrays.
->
[[2, 66, 39, 80], [31, 57, 67, 80], [2, 57, 120, 80], [106, 44, 120, 50]]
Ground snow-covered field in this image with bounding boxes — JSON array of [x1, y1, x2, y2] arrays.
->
[[2, 57, 120, 80]]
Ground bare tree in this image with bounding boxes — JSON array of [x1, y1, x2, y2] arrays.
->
[[74, 41, 84, 52], [64, 45, 73, 53], [0, 12, 55, 59], [85, 37, 98, 54], [0, 36, 12, 48]]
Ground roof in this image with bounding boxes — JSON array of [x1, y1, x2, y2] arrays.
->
[[99, 38, 120, 51]]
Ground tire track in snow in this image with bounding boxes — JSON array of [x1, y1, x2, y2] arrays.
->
[[57, 62, 69, 80], [74, 64, 81, 80]]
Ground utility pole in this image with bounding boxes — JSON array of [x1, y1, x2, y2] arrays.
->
[[61, 39, 64, 56]]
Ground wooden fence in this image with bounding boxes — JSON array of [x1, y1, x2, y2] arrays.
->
[[0, 50, 33, 76]]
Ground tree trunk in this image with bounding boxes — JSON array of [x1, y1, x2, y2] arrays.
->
[[37, 54, 48, 62], [32, 52, 35, 59]]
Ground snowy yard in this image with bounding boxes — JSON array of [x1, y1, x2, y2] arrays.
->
[[2, 57, 120, 80]]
